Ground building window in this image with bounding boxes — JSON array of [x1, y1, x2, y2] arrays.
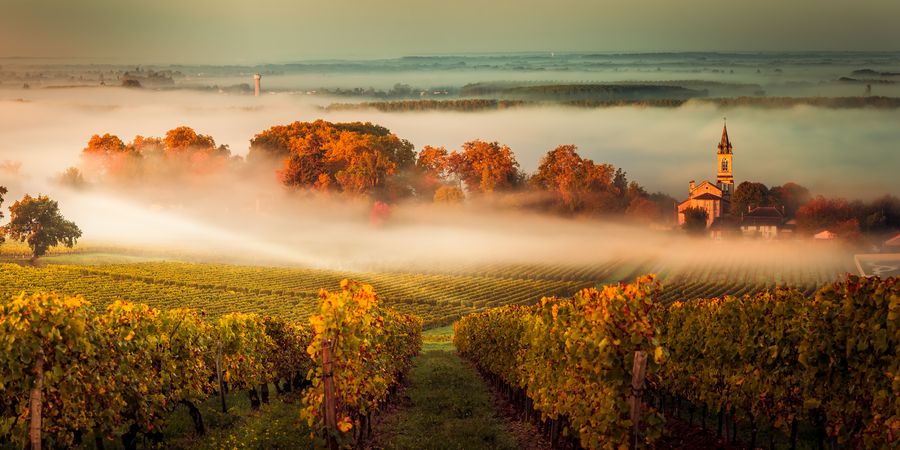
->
[[721, 159, 728, 171]]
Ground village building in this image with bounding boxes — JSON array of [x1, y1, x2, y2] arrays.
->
[[677, 123, 734, 227], [739, 206, 791, 239]]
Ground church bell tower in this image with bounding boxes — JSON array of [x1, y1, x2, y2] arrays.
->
[[716, 121, 734, 198]]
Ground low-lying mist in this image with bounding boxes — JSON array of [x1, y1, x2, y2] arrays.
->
[[0, 86, 891, 277]]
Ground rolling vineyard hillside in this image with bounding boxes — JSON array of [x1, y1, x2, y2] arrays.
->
[[0, 250, 856, 328]]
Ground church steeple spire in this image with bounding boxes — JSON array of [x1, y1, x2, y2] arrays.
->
[[716, 119, 734, 199], [717, 120, 732, 154]]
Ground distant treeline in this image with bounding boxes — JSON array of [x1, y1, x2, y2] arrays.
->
[[461, 82, 706, 101], [325, 96, 900, 112], [703, 96, 900, 109], [325, 99, 528, 112]]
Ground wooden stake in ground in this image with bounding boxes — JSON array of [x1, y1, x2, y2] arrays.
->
[[323, 339, 338, 450], [216, 342, 227, 413], [30, 350, 45, 450], [629, 350, 648, 449]]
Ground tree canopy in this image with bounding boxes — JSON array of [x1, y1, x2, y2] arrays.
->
[[731, 181, 772, 215], [80, 127, 232, 183], [529, 145, 615, 212], [444, 140, 522, 194], [3, 194, 82, 260], [768, 182, 811, 218], [253, 120, 416, 198]]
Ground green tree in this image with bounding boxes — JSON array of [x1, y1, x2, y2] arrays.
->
[[682, 206, 709, 236], [731, 181, 771, 215], [3, 194, 82, 260]]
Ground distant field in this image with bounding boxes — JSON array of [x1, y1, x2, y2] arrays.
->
[[0, 249, 857, 328]]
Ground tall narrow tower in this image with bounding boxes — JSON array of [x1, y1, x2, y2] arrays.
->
[[253, 73, 262, 97], [716, 121, 734, 198]]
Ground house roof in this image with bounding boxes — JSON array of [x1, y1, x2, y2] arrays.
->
[[815, 230, 837, 239], [741, 207, 785, 227], [745, 206, 784, 218], [886, 233, 900, 247]]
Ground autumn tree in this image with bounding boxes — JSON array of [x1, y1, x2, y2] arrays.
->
[[269, 120, 416, 198], [682, 206, 709, 236], [795, 196, 859, 235], [448, 140, 522, 194], [731, 181, 771, 215], [128, 135, 164, 157], [81, 133, 141, 181], [529, 145, 624, 213], [83, 133, 126, 155], [3, 194, 82, 260], [163, 126, 216, 154], [768, 182, 811, 217], [414, 145, 451, 196], [249, 120, 396, 163]]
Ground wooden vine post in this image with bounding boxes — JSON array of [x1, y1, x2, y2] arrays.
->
[[29, 350, 45, 450], [215, 341, 227, 413], [629, 350, 648, 449], [322, 339, 338, 450]]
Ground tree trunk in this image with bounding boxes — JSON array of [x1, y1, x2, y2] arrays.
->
[[702, 404, 707, 431], [181, 400, 205, 435], [790, 417, 798, 450], [121, 424, 139, 450], [260, 383, 270, 404], [248, 388, 261, 410], [29, 350, 44, 450], [94, 431, 106, 450], [717, 407, 724, 439]]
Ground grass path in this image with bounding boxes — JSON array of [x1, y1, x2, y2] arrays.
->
[[370, 327, 520, 450]]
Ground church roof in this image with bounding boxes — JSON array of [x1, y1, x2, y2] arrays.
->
[[717, 123, 733, 154], [693, 193, 724, 201]]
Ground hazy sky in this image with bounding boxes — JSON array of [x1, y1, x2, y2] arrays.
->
[[2, 0, 898, 63]]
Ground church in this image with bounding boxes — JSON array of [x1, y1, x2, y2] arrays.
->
[[676, 123, 734, 227]]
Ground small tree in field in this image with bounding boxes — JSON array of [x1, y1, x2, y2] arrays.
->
[[682, 206, 709, 236], [3, 194, 82, 260]]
